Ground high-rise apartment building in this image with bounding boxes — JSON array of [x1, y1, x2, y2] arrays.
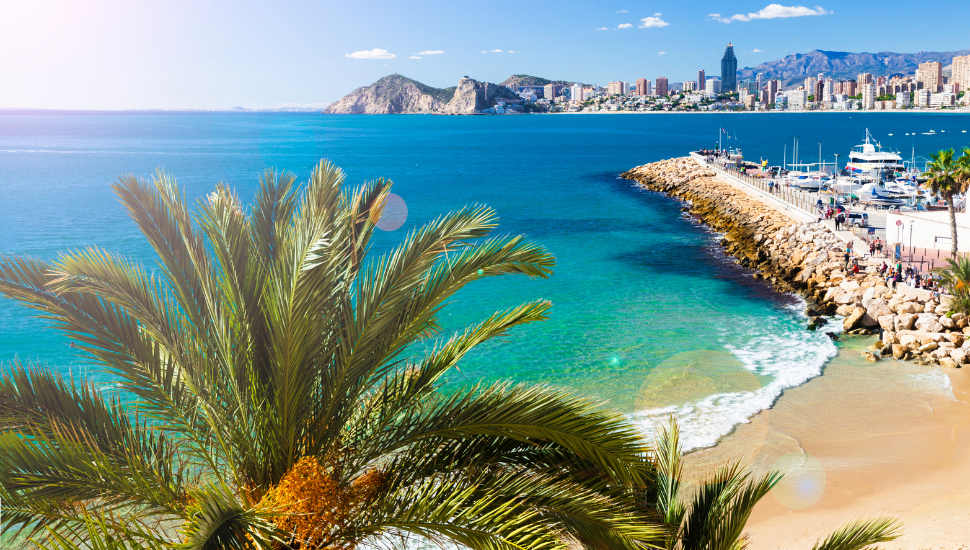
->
[[814, 80, 825, 100], [876, 76, 887, 86], [857, 73, 873, 86], [862, 83, 875, 110], [917, 61, 943, 93], [697, 70, 706, 92], [655, 77, 669, 97], [805, 77, 816, 96], [953, 55, 970, 93], [606, 81, 624, 96], [720, 43, 737, 92], [570, 84, 584, 101], [635, 78, 651, 96], [544, 84, 564, 99]]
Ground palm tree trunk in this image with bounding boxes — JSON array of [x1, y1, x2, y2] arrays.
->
[[949, 195, 959, 259]]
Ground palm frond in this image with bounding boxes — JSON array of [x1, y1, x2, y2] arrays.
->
[[810, 516, 901, 550]]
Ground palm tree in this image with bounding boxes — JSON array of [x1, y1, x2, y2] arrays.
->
[[647, 418, 900, 550], [0, 161, 661, 550], [925, 148, 967, 258]]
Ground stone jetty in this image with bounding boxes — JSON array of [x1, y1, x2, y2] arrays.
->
[[622, 156, 965, 367]]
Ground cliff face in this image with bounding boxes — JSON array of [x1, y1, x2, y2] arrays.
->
[[323, 75, 453, 114], [442, 78, 519, 114], [738, 49, 970, 87], [325, 75, 519, 114]]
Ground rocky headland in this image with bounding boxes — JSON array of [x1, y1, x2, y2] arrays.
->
[[622, 157, 967, 368], [323, 74, 519, 115]]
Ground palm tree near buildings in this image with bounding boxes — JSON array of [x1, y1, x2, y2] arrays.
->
[[648, 418, 900, 550], [925, 148, 970, 258], [0, 161, 661, 550]]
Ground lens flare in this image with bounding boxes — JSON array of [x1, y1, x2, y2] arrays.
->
[[770, 452, 826, 509], [375, 193, 408, 231]]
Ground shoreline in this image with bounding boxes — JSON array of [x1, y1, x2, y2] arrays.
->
[[622, 156, 970, 548]]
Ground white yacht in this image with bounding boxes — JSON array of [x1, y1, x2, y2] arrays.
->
[[857, 183, 905, 208], [846, 129, 903, 178]]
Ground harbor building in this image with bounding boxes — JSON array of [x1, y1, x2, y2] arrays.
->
[[655, 77, 669, 97], [720, 43, 737, 93], [917, 61, 943, 93]]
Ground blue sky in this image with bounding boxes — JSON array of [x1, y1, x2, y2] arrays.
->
[[1, 0, 967, 109]]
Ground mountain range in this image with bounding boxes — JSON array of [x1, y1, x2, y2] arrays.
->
[[738, 49, 970, 87]]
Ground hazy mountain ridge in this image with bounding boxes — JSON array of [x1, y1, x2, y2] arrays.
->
[[324, 74, 518, 114], [738, 49, 970, 87]]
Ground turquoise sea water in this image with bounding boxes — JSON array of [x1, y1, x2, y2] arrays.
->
[[2, 111, 969, 448]]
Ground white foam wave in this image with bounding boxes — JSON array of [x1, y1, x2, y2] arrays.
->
[[631, 317, 838, 452], [907, 369, 956, 399]]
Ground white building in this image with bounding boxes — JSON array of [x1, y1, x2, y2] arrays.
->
[[570, 84, 584, 102], [895, 91, 911, 108], [915, 89, 931, 107], [862, 83, 876, 109], [887, 211, 970, 252], [930, 92, 956, 108], [705, 78, 721, 96], [785, 89, 808, 108]]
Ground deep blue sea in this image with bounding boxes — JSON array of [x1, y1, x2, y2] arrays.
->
[[2, 111, 969, 448]]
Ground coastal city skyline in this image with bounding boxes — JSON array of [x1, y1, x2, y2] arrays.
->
[[2, 0, 969, 110]]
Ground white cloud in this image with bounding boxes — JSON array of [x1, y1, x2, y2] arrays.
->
[[617, 23, 634, 28], [596, 27, 609, 30], [617, 9, 628, 13], [752, 48, 765, 53], [409, 56, 422, 59], [654, 12, 662, 16], [481, 51, 487, 53], [712, 4, 831, 23], [639, 16, 669, 28], [490, 49, 504, 52], [508, 50, 515, 53], [414, 50, 445, 55], [659, 51, 667, 55], [345, 48, 396, 59]]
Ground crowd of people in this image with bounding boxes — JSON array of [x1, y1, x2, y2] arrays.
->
[[877, 262, 944, 295]]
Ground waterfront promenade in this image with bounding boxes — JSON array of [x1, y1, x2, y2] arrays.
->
[[689, 152, 872, 258]]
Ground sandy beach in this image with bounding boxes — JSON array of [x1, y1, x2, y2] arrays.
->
[[683, 336, 970, 549]]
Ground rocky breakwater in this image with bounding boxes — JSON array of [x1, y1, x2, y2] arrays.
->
[[621, 157, 964, 368]]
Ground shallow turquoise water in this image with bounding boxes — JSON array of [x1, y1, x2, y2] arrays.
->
[[1, 111, 968, 447]]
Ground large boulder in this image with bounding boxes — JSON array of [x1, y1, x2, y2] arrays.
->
[[940, 316, 956, 330], [843, 307, 867, 332], [896, 302, 919, 315], [915, 313, 945, 333], [894, 314, 917, 332], [952, 348, 967, 365], [840, 280, 861, 292], [892, 344, 908, 359], [878, 315, 896, 331]]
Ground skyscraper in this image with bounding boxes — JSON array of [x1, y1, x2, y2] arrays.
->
[[918, 61, 943, 93], [720, 43, 737, 93], [697, 70, 706, 93], [636, 78, 651, 96], [953, 55, 970, 93], [655, 77, 669, 97]]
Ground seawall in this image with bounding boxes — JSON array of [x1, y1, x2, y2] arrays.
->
[[621, 156, 969, 367]]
